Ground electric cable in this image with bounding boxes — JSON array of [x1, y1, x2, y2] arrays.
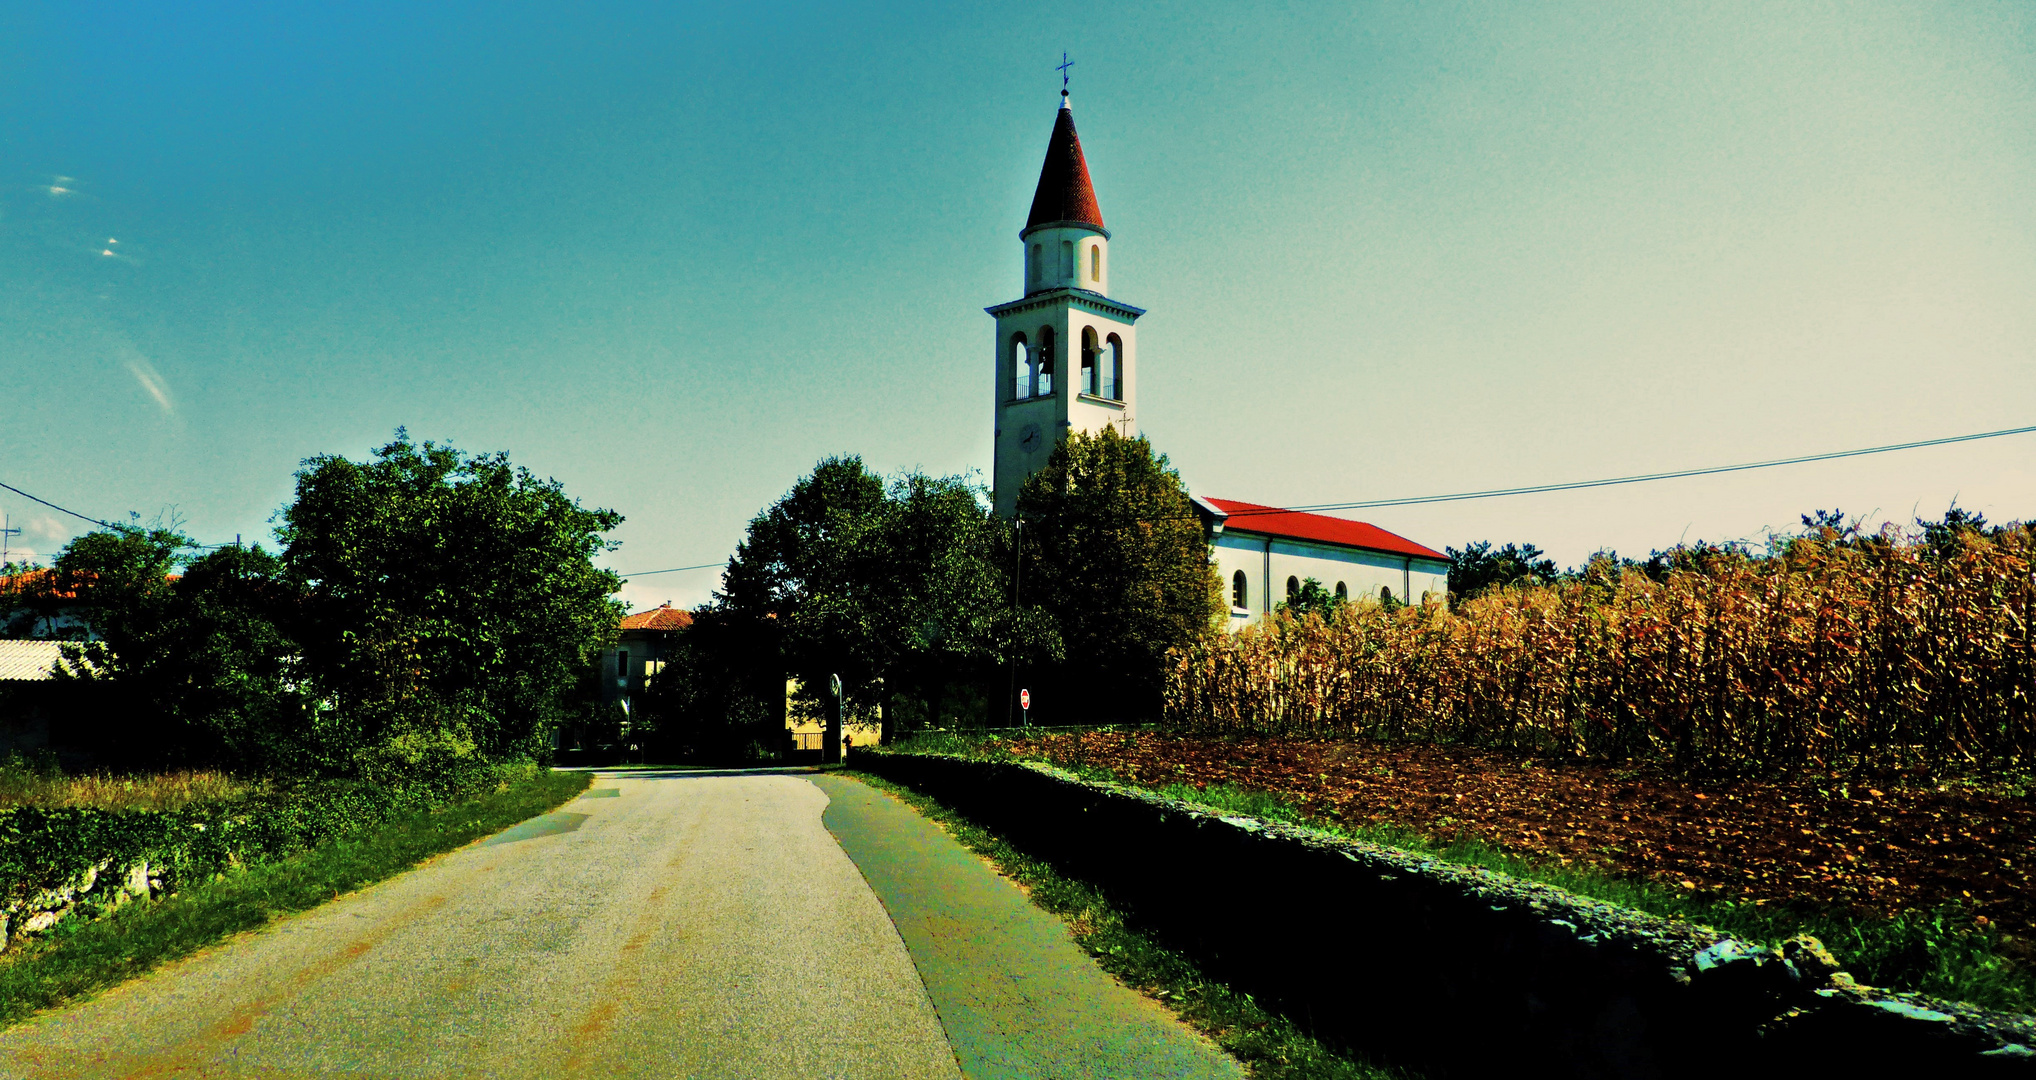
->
[[0, 480, 121, 530], [612, 561, 725, 577], [1214, 423, 2036, 520]]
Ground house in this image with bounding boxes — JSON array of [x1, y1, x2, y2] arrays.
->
[[1194, 498, 1450, 622], [602, 602, 692, 716], [782, 677, 881, 760], [0, 569, 91, 640], [988, 91, 1451, 623]]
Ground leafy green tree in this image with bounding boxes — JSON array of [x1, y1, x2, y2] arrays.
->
[[879, 471, 1007, 736], [277, 433, 623, 776], [1916, 503, 1996, 561], [639, 606, 784, 762], [1276, 577, 1343, 622], [714, 455, 890, 708], [165, 544, 324, 771], [1012, 427, 1222, 719], [1445, 541, 1559, 603], [35, 527, 189, 762], [704, 458, 1006, 744]]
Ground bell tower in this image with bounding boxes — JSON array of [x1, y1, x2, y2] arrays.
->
[[988, 90, 1144, 517]]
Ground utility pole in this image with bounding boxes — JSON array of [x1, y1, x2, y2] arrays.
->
[[824, 672, 843, 765], [1006, 519, 1022, 727], [1, 514, 19, 567]]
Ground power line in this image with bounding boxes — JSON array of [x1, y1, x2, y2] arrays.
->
[[1216, 423, 2036, 520], [0, 480, 244, 549], [0, 480, 120, 530], [614, 561, 725, 577]]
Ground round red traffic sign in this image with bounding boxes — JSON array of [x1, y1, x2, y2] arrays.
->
[[1020, 689, 1031, 710]]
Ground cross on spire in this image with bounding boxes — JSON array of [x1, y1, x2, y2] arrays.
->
[[1057, 52, 1074, 91]]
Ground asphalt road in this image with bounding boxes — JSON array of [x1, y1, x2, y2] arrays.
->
[[0, 770, 1242, 1079]]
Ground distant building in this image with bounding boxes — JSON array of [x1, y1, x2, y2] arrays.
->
[[0, 569, 91, 639], [1195, 498, 1450, 622], [988, 93, 1452, 623], [603, 603, 693, 716], [782, 678, 881, 760]]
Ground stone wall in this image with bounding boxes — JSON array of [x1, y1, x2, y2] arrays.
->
[[858, 753, 2036, 1078]]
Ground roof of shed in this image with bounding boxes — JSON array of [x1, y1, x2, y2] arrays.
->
[[0, 640, 66, 681], [1200, 498, 1448, 562]]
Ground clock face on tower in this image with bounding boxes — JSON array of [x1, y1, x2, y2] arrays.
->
[[1018, 422, 1043, 453]]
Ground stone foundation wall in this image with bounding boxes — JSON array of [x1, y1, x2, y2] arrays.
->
[[858, 753, 2036, 1078]]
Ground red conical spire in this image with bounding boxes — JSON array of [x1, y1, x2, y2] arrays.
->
[[1025, 95, 1105, 232]]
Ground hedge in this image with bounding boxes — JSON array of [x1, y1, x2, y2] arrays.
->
[[0, 764, 524, 945]]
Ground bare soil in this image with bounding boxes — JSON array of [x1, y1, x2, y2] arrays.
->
[[1000, 731, 2035, 939]]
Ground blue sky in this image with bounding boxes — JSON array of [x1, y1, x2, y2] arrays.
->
[[4, 1, 2032, 611]]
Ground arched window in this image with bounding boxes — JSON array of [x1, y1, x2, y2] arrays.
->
[[1335, 582, 1348, 601], [1012, 334, 1031, 399], [1232, 570, 1248, 610], [1286, 576, 1300, 601], [1036, 326, 1056, 396], [1060, 240, 1075, 279], [1090, 244, 1101, 282], [1104, 334, 1123, 400], [1080, 328, 1099, 395], [1029, 244, 1041, 286]]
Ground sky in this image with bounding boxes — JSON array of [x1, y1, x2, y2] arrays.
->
[[3, 1, 2032, 613]]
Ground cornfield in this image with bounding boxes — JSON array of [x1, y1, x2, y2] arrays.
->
[[1164, 527, 2036, 776]]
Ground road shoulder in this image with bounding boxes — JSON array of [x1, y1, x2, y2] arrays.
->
[[812, 773, 1246, 1080]]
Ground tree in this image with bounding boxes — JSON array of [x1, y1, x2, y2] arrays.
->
[[1012, 427, 1222, 719], [35, 526, 191, 763], [276, 433, 623, 776], [1445, 541, 1559, 603], [1916, 503, 1995, 561], [878, 471, 1007, 735], [1276, 577, 1343, 622], [703, 458, 1006, 745], [714, 455, 891, 713], [164, 544, 323, 772]]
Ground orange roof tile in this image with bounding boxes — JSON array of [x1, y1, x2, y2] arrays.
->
[[619, 603, 693, 632]]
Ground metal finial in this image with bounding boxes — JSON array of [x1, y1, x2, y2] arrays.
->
[[1057, 52, 1074, 92]]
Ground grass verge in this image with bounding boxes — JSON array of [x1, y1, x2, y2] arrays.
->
[[0, 767, 591, 1027], [843, 767, 1425, 1080]]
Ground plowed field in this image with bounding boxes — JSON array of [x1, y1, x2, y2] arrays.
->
[[999, 731, 2034, 940]]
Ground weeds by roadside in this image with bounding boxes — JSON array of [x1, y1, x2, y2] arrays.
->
[[0, 768, 590, 1026], [845, 767, 1424, 1080], [0, 753, 256, 812]]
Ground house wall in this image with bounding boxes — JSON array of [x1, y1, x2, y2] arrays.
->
[[1213, 529, 1449, 626], [600, 628, 673, 711]]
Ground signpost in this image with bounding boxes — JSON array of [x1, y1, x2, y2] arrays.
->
[[1020, 688, 1030, 727], [825, 673, 844, 765]]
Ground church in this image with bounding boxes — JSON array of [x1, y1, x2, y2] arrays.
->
[[989, 90, 1451, 623]]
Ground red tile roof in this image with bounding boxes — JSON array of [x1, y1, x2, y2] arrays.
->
[[1202, 499, 1448, 561], [619, 603, 693, 632], [1025, 99, 1105, 233]]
